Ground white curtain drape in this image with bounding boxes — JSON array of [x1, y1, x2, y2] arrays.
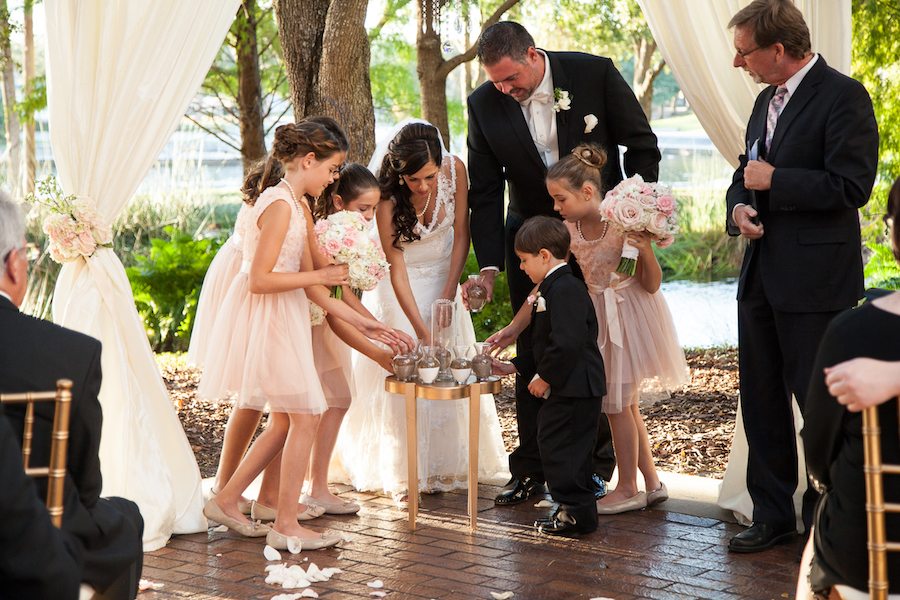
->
[[636, 0, 851, 525], [636, 0, 851, 168], [45, 0, 241, 551]]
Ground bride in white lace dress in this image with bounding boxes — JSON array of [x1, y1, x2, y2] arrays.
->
[[334, 120, 508, 499]]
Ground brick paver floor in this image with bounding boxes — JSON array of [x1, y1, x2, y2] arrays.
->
[[140, 483, 800, 600]]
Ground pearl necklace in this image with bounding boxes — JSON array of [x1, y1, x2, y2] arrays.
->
[[577, 218, 608, 243], [280, 178, 303, 216], [415, 188, 433, 219]]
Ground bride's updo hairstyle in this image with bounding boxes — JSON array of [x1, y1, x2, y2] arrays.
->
[[241, 121, 342, 206], [546, 143, 608, 195], [378, 122, 443, 249]]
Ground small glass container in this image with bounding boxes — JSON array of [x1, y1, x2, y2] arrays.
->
[[392, 354, 417, 382], [450, 345, 473, 384], [466, 274, 487, 313], [418, 346, 440, 384], [471, 342, 493, 381]]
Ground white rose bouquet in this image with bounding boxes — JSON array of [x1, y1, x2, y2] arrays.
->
[[28, 176, 113, 264], [313, 210, 389, 299], [599, 175, 679, 276]]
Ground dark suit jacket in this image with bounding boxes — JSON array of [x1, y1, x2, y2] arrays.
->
[[725, 56, 879, 313], [467, 50, 660, 271], [0, 295, 143, 594], [511, 266, 606, 398], [0, 402, 84, 600]]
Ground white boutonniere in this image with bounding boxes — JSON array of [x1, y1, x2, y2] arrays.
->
[[552, 88, 571, 113], [584, 113, 598, 134]]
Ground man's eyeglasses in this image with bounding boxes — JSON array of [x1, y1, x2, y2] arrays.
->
[[3, 243, 40, 263], [736, 46, 764, 59]]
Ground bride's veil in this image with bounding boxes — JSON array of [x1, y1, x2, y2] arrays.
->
[[367, 118, 451, 177]]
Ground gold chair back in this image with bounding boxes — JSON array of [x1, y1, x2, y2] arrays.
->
[[0, 379, 72, 527]]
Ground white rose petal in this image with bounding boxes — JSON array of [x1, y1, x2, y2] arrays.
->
[[322, 567, 342, 578], [584, 114, 598, 134], [370, 593, 387, 598], [534, 499, 555, 508], [287, 537, 302, 554], [266, 563, 288, 573], [264, 545, 283, 561], [368, 580, 384, 588], [300, 590, 319, 598], [282, 579, 296, 589], [491, 593, 514, 600], [340, 532, 354, 543], [213, 525, 228, 532]]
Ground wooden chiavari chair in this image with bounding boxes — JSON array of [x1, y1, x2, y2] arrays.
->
[[0, 379, 72, 527]]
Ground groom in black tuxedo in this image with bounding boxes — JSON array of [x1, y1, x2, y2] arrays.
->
[[466, 21, 660, 505], [0, 194, 144, 599], [725, 0, 878, 553]]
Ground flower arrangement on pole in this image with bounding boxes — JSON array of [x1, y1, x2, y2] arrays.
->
[[27, 175, 112, 264], [313, 210, 389, 299], [599, 175, 679, 276]]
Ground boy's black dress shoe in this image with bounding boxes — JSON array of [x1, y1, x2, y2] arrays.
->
[[728, 522, 796, 553], [535, 510, 592, 537], [495, 476, 544, 505]]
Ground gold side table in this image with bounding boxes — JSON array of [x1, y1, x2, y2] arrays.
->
[[384, 375, 501, 531]]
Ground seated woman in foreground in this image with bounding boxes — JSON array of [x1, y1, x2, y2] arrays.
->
[[798, 176, 900, 598]]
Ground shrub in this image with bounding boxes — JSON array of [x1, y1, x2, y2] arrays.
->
[[126, 226, 225, 352]]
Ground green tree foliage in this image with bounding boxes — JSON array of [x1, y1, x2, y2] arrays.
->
[[370, 32, 421, 121], [853, 0, 900, 183]]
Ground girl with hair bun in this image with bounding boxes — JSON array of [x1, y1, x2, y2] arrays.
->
[[198, 121, 402, 550], [548, 143, 687, 514], [492, 143, 687, 515], [334, 119, 507, 504]]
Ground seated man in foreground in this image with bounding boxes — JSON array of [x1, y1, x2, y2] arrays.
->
[[0, 192, 144, 600]]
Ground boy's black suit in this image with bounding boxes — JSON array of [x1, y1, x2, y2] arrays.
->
[[512, 265, 606, 530]]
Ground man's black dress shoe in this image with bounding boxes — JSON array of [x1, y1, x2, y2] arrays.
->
[[592, 474, 609, 499], [728, 522, 796, 553], [495, 476, 544, 505]]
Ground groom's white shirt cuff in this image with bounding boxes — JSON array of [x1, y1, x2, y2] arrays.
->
[[480, 266, 499, 273]]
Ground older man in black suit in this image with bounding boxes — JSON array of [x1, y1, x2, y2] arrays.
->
[[466, 21, 660, 506], [725, 0, 878, 553], [0, 193, 144, 599]]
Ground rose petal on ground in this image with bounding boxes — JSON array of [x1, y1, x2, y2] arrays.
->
[[534, 500, 554, 508], [367, 580, 384, 588], [264, 545, 282, 561], [270, 595, 301, 600], [490, 593, 514, 600], [370, 592, 387, 598], [299, 590, 319, 598], [340, 532, 354, 543], [321, 567, 342, 577], [138, 579, 163, 591], [282, 579, 296, 589], [213, 525, 228, 532], [266, 563, 288, 573]]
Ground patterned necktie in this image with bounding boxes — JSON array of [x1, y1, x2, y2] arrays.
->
[[765, 85, 788, 153]]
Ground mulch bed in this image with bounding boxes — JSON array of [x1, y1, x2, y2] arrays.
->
[[158, 346, 738, 480]]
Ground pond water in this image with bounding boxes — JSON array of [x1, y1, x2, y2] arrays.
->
[[659, 279, 738, 348]]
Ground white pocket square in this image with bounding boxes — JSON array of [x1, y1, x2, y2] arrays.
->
[[535, 296, 547, 312], [584, 114, 598, 134]]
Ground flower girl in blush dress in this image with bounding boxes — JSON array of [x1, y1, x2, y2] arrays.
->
[[198, 122, 401, 550]]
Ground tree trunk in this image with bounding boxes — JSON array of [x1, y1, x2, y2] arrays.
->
[[23, 0, 35, 194], [632, 35, 664, 121], [319, 0, 375, 161], [274, 0, 328, 118], [0, 1, 20, 196], [235, 0, 267, 174], [417, 0, 451, 145], [417, 0, 521, 147]]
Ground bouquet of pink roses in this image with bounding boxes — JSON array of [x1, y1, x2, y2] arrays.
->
[[599, 175, 679, 276], [313, 210, 389, 299], [29, 176, 113, 264]]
